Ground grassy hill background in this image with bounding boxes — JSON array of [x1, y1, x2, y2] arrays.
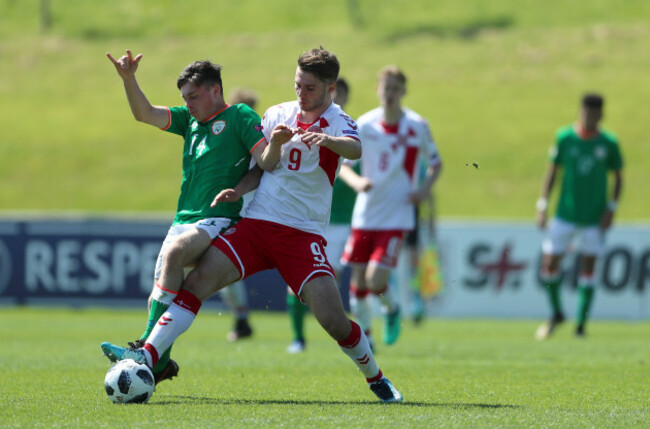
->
[[1, 0, 649, 221]]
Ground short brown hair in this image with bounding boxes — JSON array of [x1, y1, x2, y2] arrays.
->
[[229, 88, 258, 110], [379, 65, 407, 86], [297, 47, 340, 84], [177, 60, 223, 92]]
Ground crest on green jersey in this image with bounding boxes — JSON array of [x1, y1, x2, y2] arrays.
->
[[211, 120, 227, 135]]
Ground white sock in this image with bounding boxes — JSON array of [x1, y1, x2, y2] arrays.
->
[[146, 290, 202, 363], [337, 320, 382, 383]]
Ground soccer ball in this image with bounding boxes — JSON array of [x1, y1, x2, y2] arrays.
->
[[104, 359, 155, 404]]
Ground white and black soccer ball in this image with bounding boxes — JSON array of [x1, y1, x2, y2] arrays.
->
[[104, 359, 155, 404]]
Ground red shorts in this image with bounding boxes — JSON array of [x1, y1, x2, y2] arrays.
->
[[212, 218, 335, 296], [341, 229, 406, 268]]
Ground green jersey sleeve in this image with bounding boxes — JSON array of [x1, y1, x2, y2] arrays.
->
[[162, 106, 191, 136], [232, 104, 265, 153]]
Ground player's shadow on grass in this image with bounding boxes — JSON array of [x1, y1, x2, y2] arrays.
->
[[154, 395, 518, 408]]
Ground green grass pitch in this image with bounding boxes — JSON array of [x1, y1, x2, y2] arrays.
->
[[1, 307, 648, 428]]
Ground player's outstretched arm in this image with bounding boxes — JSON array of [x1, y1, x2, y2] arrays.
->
[[536, 163, 558, 229], [410, 162, 442, 204], [257, 125, 295, 171], [297, 130, 361, 160], [600, 169, 623, 230], [211, 166, 264, 207], [106, 50, 169, 129], [339, 163, 372, 193]]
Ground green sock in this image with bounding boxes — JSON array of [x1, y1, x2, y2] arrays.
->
[[141, 299, 170, 340], [141, 299, 172, 373], [287, 293, 307, 341], [544, 278, 563, 316], [576, 286, 595, 327]]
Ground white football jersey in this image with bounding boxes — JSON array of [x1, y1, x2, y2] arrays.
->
[[245, 101, 360, 237], [351, 107, 441, 230]]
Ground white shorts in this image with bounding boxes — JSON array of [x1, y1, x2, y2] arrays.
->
[[542, 217, 604, 256], [325, 223, 351, 272], [154, 217, 234, 279]]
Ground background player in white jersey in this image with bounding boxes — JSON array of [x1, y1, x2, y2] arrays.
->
[[341, 65, 442, 347], [105, 50, 266, 385], [102, 48, 404, 403]]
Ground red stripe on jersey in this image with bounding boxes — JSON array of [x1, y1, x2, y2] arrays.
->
[[380, 121, 399, 134], [319, 146, 340, 186], [201, 104, 231, 123], [403, 145, 419, 179], [160, 107, 172, 131], [319, 117, 330, 128]]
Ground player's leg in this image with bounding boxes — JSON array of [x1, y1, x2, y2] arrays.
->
[[301, 275, 403, 403], [143, 221, 228, 380], [286, 287, 307, 353], [536, 218, 573, 340], [575, 227, 603, 336], [366, 263, 401, 345], [102, 244, 242, 368], [221, 281, 254, 342], [349, 265, 374, 349]]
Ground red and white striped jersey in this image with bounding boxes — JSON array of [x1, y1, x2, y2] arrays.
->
[[245, 101, 360, 237], [351, 107, 441, 230]]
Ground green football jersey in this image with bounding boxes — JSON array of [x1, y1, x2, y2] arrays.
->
[[329, 164, 360, 225], [162, 104, 264, 225], [551, 125, 623, 225]]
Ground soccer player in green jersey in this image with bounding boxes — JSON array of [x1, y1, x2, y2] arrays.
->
[[285, 78, 362, 353], [535, 93, 623, 340], [106, 50, 267, 382]]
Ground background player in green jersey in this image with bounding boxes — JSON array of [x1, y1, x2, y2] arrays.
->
[[219, 88, 261, 343], [535, 93, 623, 340], [106, 50, 267, 382], [286, 77, 362, 353]]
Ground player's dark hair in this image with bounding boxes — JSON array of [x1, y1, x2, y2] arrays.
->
[[298, 47, 340, 84], [336, 77, 349, 95], [582, 93, 604, 109], [177, 61, 224, 93]]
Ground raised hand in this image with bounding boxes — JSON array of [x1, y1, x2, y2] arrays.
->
[[296, 127, 330, 148], [269, 124, 296, 146], [106, 49, 143, 79]]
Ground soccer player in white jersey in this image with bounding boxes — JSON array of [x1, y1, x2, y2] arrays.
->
[[101, 48, 404, 403], [341, 65, 442, 347]]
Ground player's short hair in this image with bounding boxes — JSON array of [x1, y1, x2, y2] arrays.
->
[[298, 47, 340, 84], [177, 61, 224, 92], [582, 93, 604, 109], [379, 65, 407, 86], [336, 77, 349, 95], [229, 87, 258, 110]]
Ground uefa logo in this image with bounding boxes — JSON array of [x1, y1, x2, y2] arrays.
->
[[0, 239, 11, 295]]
